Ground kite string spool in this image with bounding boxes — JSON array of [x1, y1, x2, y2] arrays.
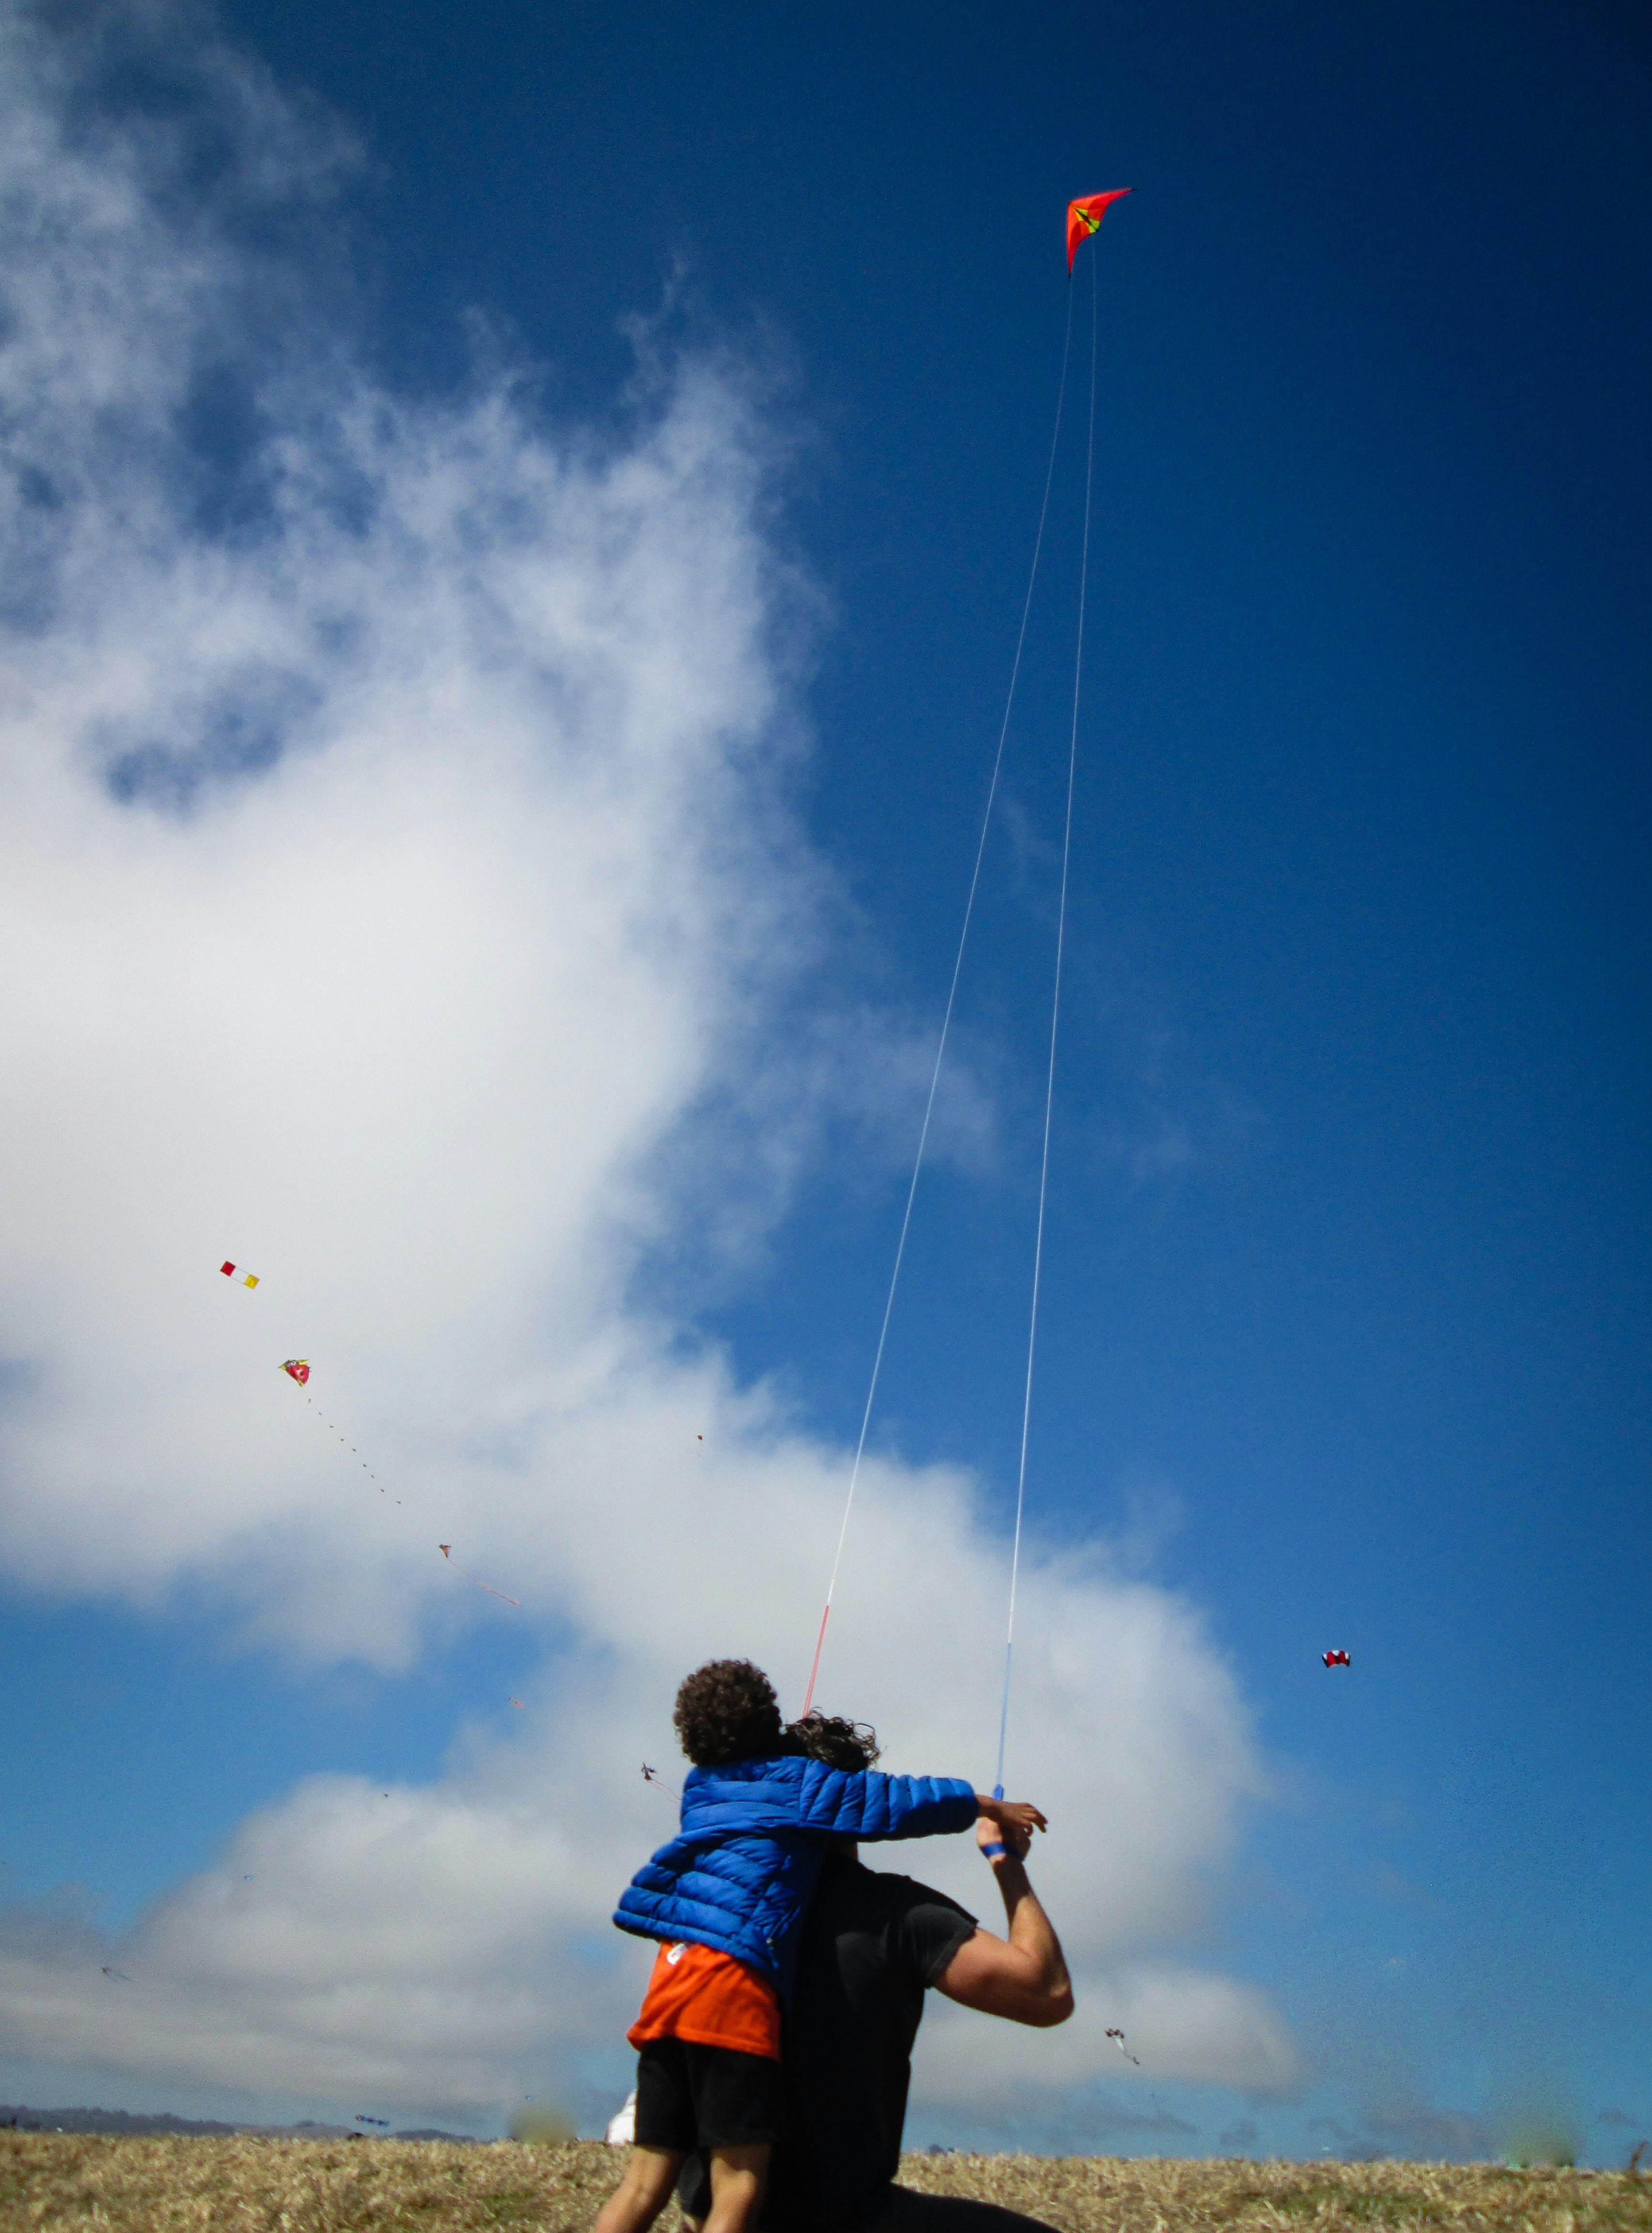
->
[[995, 244, 1101, 1798], [800, 280, 1079, 1721]]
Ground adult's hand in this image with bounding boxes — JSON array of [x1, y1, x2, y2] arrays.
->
[[974, 1797, 1046, 1847], [977, 1814, 1033, 1862]]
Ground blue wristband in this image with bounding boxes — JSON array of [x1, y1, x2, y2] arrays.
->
[[980, 1840, 1007, 1860]]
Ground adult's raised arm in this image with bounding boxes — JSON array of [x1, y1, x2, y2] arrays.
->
[[935, 1818, 1073, 2028]]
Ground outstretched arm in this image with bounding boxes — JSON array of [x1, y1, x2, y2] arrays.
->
[[935, 1816, 1072, 2028], [781, 1766, 1048, 1844], [785, 1765, 977, 1840]]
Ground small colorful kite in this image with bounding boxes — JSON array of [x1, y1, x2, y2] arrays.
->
[[438, 1543, 519, 1608], [279, 1362, 393, 1492], [1105, 2026, 1139, 2065], [1066, 189, 1131, 271], [276, 1356, 522, 1608], [220, 1260, 259, 1289], [642, 1763, 680, 1800], [1323, 1650, 1351, 1668]]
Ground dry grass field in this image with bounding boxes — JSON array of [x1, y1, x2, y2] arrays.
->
[[1, 2136, 1649, 2233]]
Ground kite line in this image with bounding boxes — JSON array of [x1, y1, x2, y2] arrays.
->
[[801, 192, 1131, 1801], [995, 238, 1102, 1798], [799, 276, 1079, 1720]]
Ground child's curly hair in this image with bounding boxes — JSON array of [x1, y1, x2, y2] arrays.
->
[[671, 1664, 884, 1776], [673, 1658, 785, 1766], [783, 1710, 881, 1772]]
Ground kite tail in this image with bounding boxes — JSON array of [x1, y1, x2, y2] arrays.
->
[[276, 1352, 521, 1607], [437, 1543, 520, 1608]]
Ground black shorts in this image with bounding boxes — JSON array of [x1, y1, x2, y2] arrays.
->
[[633, 2034, 785, 2152]]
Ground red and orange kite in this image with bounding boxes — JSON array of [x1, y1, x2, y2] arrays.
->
[[1066, 189, 1131, 271]]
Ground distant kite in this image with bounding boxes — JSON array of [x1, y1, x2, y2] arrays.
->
[[220, 1260, 259, 1289], [101, 1966, 132, 1982], [275, 1353, 522, 1607], [356, 2115, 390, 2128], [1323, 1650, 1351, 1668], [509, 1698, 525, 1709], [279, 1361, 391, 1493], [642, 1763, 680, 1800], [1066, 189, 1131, 271], [1105, 2026, 1139, 2065], [437, 1543, 520, 1607]]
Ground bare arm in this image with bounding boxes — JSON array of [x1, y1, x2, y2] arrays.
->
[[935, 1817, 1073, 2029]]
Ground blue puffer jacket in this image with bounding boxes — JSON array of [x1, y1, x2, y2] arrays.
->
[[614, 1755, 977, 1997]]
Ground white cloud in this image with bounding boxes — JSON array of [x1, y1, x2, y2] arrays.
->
[[0, 0, 1294, 2129], [918, 1965, 1299, 2106]]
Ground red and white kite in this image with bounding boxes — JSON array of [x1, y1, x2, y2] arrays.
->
[[220, 1260, 259, 1289], [1323, 1649, 1351, 1668], [1066, 189, 1131, 271], [273, 1356, 520, 1608]]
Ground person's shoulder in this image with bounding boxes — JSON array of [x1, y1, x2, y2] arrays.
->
[[884, 1871, 975, 1925], [831, 1860, 974, 1931], [825, 1864, 974, 1992]]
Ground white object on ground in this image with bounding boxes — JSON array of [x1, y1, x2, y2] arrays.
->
[[606, 2090, 637, 2147]]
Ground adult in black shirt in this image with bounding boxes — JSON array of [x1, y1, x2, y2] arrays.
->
[[681, 1812, 1072, 2233]]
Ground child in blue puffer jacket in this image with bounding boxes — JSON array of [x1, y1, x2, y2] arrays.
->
[[596, 1659, 1045, 2233]]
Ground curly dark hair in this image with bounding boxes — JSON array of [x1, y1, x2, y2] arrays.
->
[[782, 1710, 881, 1772], [673, 1658, 785, 1767]]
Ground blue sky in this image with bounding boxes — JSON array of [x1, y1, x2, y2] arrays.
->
[[0, 0, 1647, 2163]]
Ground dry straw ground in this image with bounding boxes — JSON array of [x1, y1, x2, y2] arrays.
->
[[1, 2137, 1649, 2233]]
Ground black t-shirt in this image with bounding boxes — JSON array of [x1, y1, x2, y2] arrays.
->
[[679, 1851, 978, 2233]]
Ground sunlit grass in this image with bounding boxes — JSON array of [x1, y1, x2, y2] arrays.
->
[[2, 2134, 1649, 2232], [903, 2151, 1652, 2233]]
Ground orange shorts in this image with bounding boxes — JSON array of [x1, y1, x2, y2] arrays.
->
[[627, 1940, 781, 2061]]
